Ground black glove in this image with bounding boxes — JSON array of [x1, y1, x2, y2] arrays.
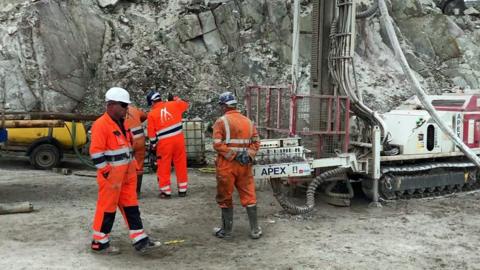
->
[[167, 93, 174, 101], [235, 150, 251, 165]]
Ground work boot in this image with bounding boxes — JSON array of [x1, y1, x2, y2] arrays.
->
[[246, 205, 262, 239], [133, 237, 162, 254], [159, 192, 171, 199], [136, 175, 143, 197], [178, 191, 187, 197], [91, 241, 121, 255], [213, 208, 233, 239]]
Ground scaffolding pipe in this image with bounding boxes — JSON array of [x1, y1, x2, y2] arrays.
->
[[291, 0, 301, 95], [377, 0, 480, 167], [0, 120, 65, 128]]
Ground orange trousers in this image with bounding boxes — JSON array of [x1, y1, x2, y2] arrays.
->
[[216, 159, 256, 208], [92, 162, 146, 243], [156, 135, 188, 195], [134, 145, 145, 175]]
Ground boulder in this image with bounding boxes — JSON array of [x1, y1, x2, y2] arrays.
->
[[203, 29, 225, 52], [175, 14, 203, 42], [213, 2, 240, 49], [199, 11, 216, 34], [0, 60, 36, 111], [397, 15, 463, 61], [97, 0, 120, 8]]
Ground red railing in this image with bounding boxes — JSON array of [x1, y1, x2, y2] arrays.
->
[[246, 85, 350, 157]]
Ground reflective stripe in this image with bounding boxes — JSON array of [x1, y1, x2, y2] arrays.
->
[[95, 161, 107, 169], [213, 139, 223, 144], [133, 133, 144, 139], [132, 232, 148, 243], [91, 152, 105, 159], [157, 122, 182, 134], [105, 147, 131, 156], [230, 147, 248, 151], [157, 129, 182, 140], [221, 116, 231, 144], [131, 126, 144, 139], [130, 229, 144, 234], [178, 183, 188, 188], [229, 139, 251, 144], [110, 159, 131, 167], [249, 121, 253, 138], [160, 186, 171, 191], [93, 231, 109, 244], [178, 187, 187, 192], [131, 126, 143, 133]]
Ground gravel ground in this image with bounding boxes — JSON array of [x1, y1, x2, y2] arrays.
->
[[1, 154, 480, 270]]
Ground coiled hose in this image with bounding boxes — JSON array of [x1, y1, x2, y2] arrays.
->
[[356, 0, 378, 19], [270, 167, 350, 214]]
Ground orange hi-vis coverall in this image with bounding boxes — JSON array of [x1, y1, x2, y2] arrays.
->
[[125, 106, 147, 175], [213, 109, 260, 208], [147, 97, 189, 195], [90, 113, 147, 246]]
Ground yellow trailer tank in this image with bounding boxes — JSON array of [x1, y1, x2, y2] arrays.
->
[[7, 122, 87, 149], [4, 122, 88, 169]]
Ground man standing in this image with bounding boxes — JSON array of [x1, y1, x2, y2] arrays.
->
[[212, 91, 262, 239], [147, 91, 189, 198], [125, 105, 147, 196], [89, 87, 161, 254]]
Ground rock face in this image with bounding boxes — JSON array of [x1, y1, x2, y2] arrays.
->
[[0, 0, 104, 111], [0, 0, 479, 119]]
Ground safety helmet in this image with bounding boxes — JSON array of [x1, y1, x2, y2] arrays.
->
[[146, 90, 161, 106], [105, 87, 131, 104], [218, 91, 237, 107]]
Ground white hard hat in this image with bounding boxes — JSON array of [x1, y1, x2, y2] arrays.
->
[[105, 87, 131, 104]]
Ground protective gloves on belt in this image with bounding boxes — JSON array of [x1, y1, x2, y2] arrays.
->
[[235, 150, 251, 165]]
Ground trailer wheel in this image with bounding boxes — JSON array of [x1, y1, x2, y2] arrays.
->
[[29, 144, 61, 170]]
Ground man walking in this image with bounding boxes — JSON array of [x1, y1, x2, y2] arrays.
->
[[89, 87, 161, 254], [212, 91, 262, 239], [147, 91, 189, 198]]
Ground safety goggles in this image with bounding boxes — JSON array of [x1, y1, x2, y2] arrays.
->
[[108, 101, 129, 108]]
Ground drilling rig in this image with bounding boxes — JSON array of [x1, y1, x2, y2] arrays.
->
[[248, 0, 480, 214]]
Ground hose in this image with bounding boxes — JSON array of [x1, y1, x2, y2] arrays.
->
[[381, 161, 476, 174], [325, 179, 354, 199], [356, 0, 378, 19], [67, 121, 95, 169], [270, 167, 350, 215], [328, 0, 388, 143]]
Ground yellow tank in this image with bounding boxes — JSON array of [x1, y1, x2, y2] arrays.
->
[[7, 121, 87, 149]]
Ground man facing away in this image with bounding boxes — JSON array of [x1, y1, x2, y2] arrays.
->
[[125, 104, 147, 196], [147, 90, 189, 198], [89, 87, 161, 254], [212, 91, 263, 239]]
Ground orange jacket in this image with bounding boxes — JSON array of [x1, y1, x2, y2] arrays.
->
[[125, 105, 147, 150], [90, 113, 135, 174], [213, 110, 260, 162], [147, 97, 189, 146]]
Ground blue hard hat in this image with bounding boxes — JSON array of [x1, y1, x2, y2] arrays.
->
[[218, 91, 237, 106], [146, 90, 161, 106]]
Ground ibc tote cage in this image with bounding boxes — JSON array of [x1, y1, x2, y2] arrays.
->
[[245, 85, 350, 158]]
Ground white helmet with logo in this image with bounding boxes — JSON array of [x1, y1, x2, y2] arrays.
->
[[105, 87, 131, 104]]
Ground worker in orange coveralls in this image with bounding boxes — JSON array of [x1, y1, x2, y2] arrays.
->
[[89, 87, 161, 255], [125, 105, 147, 196], [147, 90, 189, 198], [212, 91, 262, 240]]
